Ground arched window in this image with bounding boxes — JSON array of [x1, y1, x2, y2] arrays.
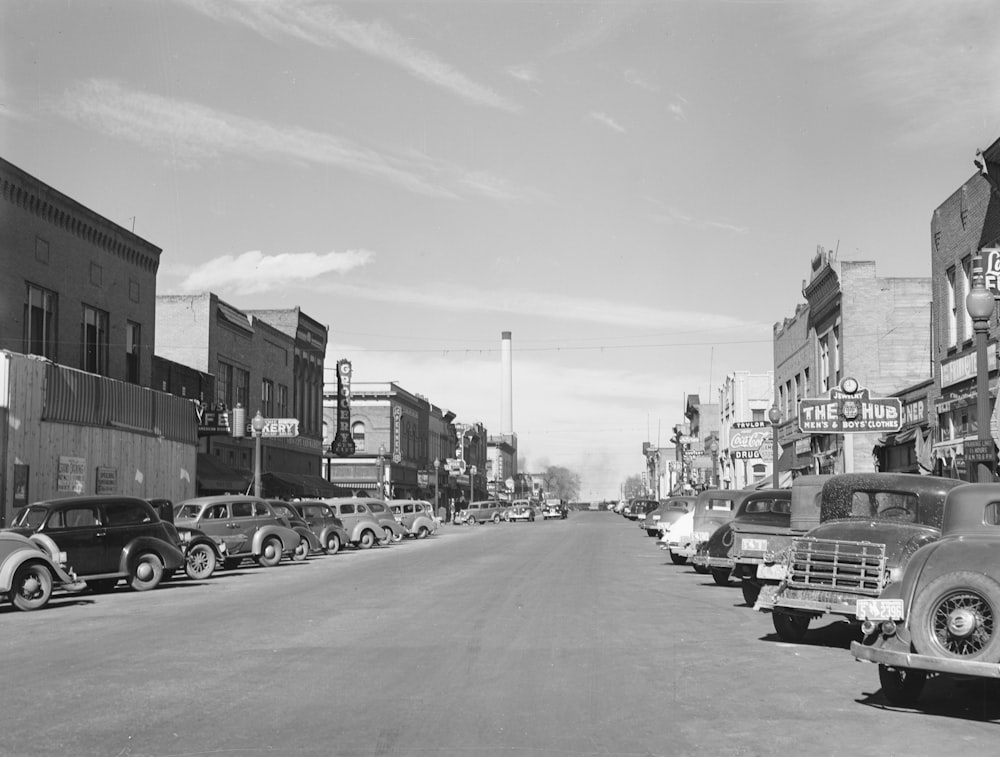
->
[[352, 421, 366, 452]]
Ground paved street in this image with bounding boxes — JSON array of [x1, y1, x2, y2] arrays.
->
[[1, 511, 998, 757]]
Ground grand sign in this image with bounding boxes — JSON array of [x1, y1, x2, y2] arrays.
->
[[798, 377, 902, 434], [330, 359, 356, 457]]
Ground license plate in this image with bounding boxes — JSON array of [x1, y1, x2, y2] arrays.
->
[[740, 538, 768, 553], [856, 598, 904, 621], [757, 563, 786, 580]]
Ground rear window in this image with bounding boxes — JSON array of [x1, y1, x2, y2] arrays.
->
[[104, 502, 152, 526], [340, 504, 355, 515], [849, 491, 917, 522], [706, 498, 733, 511]]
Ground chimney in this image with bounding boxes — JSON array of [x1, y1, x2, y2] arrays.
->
[[501, 331, 513, 435]]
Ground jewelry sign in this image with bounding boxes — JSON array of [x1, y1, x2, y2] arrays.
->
[[798, 377, 902, 434], [331, 359, 356, 457]]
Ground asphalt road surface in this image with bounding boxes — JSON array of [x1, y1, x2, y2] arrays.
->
[[2, 511, 998, 757]]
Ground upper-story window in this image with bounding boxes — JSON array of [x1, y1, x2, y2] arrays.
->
[[946, 266, 958, 348], [352, 421, 366, 452], [25, 283, 57, 360], [235, 367, 249, 409], [82, 304, 109, 375], [831, 326, 841, 386], [277, 384, 289, 417], [125, 321, 140, 384], [217, 361, 233, 407], [961, 256, 974, 340], [819, 335, 830, 393], [261, 379, 274, 417]]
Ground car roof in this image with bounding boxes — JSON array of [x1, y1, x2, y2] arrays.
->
[[26, 495, 154, 509], [177, 495, 266, 505]]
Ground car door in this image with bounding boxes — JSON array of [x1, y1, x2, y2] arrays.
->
[[101, 500, 158, 566], [337, 502, 361, 536], [44, 504, 110, 576], [224, 500, 258, 555]]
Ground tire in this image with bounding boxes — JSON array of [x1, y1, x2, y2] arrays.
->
[[878, 664, 927, 707], [292, 536, 310, 562], [692, 563, 709, 575], [379, 527, 392, 546], [493, 514, 500, 524], [185, 543, 216, 581], [741, 580, 762, 607], [772, 611, 810, 642], [325, 534, 341, 555], [89, 578, 119, 594], [418, 526, 430, 539], [669, 553, 687, 565], [711, 568, 731, 586], [910, 571, 1000, 661], [257, 536, 283, 567], [130, 552, 164, 591], [11, 562, 53, 611], [358, 530, 376, 549], [391, 530, 403, 543], [467, 517, 477, 526]]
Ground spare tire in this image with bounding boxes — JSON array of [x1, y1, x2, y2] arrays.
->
[[910, 571, 1000, 662]]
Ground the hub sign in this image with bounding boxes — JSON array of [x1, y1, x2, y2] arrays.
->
[[798, 377, 901, 434]]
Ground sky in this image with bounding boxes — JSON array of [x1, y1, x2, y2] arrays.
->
[[4, 0, 1000, 501]]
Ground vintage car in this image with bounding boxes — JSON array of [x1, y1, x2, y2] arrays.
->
[[730, 475, 828, 605], [390, 499, 439, 538], [322, 498, 386, 548], [755, 472, 963, 643], [694, 489, 789, 590], [173, 495, 302, 569], [542, 500, 568, 520], [267, 500, 323, 559], [645, 496, 697, 538], [290, 500, 351, 554], [10, 496, 186, 592], [851, 483, 1000, 706], [669, 489, 743, 569], [625, 497, 657, 522], [507, 503, 537, 522], [149, 497, 226, 581], [658, 509, 694, 564], [455, 500, 505, 525], [0, 530, 87, 611], [364, 499, 407, 543]]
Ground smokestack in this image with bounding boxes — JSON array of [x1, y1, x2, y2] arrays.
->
[[501, 331, 513, 435]]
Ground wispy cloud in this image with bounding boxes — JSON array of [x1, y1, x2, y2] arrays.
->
[[589, 111, 626, 134], [668, 96, 688, 121], [52, 79, 527, 200], [506, 64, 540, 85], [176, 249, 375, 295], [647, 200, 749, 234], [624, 68, 657, 93], [177, 0, 520, 112]]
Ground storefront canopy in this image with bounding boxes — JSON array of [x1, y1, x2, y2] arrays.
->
[[196, 452, 249, 494], [261, 471, 352, 500]]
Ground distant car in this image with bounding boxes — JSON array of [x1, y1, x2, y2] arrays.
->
[[508, 503, 536, 522], [542, 501, 567, 520], [267, 500, 323, 560], [363, 499, 408, 544], [647, 497, 697, 538], [322, 498, 386, 549], [0, 530, 87, 611], [852, 483, 1000, 706], [10, 495, 186, 593], [173, 495, 303, 569], [390, 499, 439, 538], [288, 500, 350, 554], [455, 500, 504, 525]]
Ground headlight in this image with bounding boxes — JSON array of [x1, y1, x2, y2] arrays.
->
[[886, 566, 904, 584], [179, 531, 192, 543]]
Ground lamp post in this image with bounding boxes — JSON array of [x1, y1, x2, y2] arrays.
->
[[768, 404, 781, 489], [470, 465, 477, 503], [377, 444, 386, 498], [967, 252, 996, 482], [710, 440, 719, 488], [251, 411, 265, 498], [433, 457, 441, 520]]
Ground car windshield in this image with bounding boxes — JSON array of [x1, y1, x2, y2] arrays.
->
[[12, 505, 48, 529], [175, 504, 204, 519]]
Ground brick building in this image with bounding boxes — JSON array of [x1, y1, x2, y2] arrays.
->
[[717, 370, 775, 489]]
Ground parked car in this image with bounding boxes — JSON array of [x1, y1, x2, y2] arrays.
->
[[624, 497, 657, 521], [10, 495, 186, 592], [322, 498, 386, 548], [648, 496, 697, 538], [390, 499, 439, 538], [363, 499, 407, 544], [694, 489, 789, 589], [173, 496, 302, 569], [0, 530, 87, 610], [730, 475, 829, 606], [756, 472, 963, 643], [455, 500, 504, 525], [668, 489, 742, 569], [542, 500, 568, 520], [508, 503, 537, 522], [149, 497, 226, 581], [658, 509, 695, 564], [288, 500, 351, 554], [267, 500, 323, 560], [851, 482, 1000, 706]]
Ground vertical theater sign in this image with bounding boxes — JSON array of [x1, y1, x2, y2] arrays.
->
[[798, 377, 902, 434], [331, 359, 356, 457]]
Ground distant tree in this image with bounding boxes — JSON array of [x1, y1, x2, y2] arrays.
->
[[622, 474, 644, 498], [542, 465, 580, 502]]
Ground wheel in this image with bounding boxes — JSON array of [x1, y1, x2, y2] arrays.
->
[[257, 536, 283, 567], [379, 527, 392, 546], [911, 571, 1000, 661], [130, 552, 164, 591], [358, 530, 376, 549], [418, 526, 430, 539], [184, 543, 216, 580], [11, 562, 53, 611], [292, 536, 310, 561], [711, 568, 731, 586], [878, 665, 927, 707], [741, 580, 762, 606], [325, 533, 341, 555], [669, 553, 687, 565], [493, 514, 500, 523], [391, 530, 403, 543], [89, 578, 119, 594], [772, 611, 810, 642], [692, 563, 709, 575], [467, 517, 477, 526]]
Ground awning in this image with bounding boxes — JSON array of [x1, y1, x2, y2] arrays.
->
[[327, 480, 380, 492], [197, 453, 249, 493], [261, 471, 352, 499], [777, 446, 812, 472]]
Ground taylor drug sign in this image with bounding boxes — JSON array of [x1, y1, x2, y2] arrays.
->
[[798, 377, 902, 434], [729, 421, 771, 459]]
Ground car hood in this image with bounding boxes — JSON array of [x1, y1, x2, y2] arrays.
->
[[804, 519, 941, 568]]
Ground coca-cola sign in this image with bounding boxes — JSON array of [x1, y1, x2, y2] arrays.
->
[[730, 421, 770, 460]]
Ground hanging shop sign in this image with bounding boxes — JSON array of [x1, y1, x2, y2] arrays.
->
[[798, 376, 902, 434], [730, 422, 771, 459], [331, 359, 356, 457], [982, 247, 1000, 295], [195, 400, 232, 436], [392, 406, 402, 464]]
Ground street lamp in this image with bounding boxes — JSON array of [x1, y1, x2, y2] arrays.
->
[[377, 444, 387, 498], [710, 440, 719, 488], [251, 411, 265, 498], [768, 404, 781, 489], [433, 457, 441, 520], [967, 252, 996, 482], [470, 465, 477, 503]]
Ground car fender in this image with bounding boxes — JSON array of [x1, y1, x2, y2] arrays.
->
[[293, 526, 322, 551], [186, 533, 226, 559], [412, 515, 435, 533], [118, 537, 186, 573], [252, 525, 301, 555], [382, 520, 406, 537], [350, 522, 380, 543], [0, 545, 64, 591]]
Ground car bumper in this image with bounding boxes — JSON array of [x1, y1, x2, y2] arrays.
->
[[851, 641, 1000, 678]]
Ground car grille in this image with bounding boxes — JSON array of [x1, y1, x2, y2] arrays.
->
[[785, 537, 886, 596]]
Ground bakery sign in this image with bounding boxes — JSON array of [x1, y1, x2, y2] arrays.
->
[[729, 421, 770, 460], [798, 377, 902, 434], [330, 359, 356, 457]]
